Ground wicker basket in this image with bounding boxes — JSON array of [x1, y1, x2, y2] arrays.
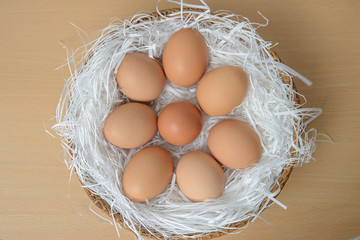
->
[[77, 8, 300, 240]]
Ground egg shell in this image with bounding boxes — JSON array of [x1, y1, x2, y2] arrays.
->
[[158, 101, 202, 146], [103, 102, 157, 149], [162, 28, 209, 87], [197, 65, 249, 116], [176, 151, 225, 202], [116, 52, 166, 102], [208, 119, 262, 169], [122, 146, 174, 202]]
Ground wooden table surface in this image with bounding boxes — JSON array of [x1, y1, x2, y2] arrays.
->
[[1, 0, 359, 239]]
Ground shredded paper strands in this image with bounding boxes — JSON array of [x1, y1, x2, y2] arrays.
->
[[52, 1, 321, 239]]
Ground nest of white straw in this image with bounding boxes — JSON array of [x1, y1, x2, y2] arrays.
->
[[53, 2, 321, 239]]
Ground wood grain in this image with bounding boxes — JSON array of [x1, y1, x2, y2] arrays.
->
[[1, 0, 359, 240]]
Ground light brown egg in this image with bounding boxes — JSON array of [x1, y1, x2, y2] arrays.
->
[[197, 65, 249, 116], [208, 119, 262, 169], [176, 151, 225, 202], [116, 52, 166, 102], [162, 28, 209, 87], [103, 102, 157, 149], [158, 101, 202, 146], [122, 146, 174, 202]]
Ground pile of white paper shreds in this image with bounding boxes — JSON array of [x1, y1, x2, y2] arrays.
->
[[53, 1, 322, 239]]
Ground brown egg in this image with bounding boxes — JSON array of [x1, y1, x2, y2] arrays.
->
[[197, 65, 249, 116], [176, 151, 225, 202], [208, 119, 262, 169], [122, 146, 174, 202], [158, 101, 202, 146], [116, 52, 166, 102], [162, 28, 209, 87], [103, 102, 157, 149]]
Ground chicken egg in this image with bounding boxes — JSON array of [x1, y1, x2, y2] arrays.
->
[[162, 28, 209, 87], [208, 119, 262, 169], [103, 102, 157, 149], [197, 65, 249, 116], [158, 101, 202, 146], [176, 151, 225, 202], [122, 146, 174, 202], [116, 52, 166, 102]]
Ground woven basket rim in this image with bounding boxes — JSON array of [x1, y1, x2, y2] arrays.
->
[[76, 7, 300, 240]]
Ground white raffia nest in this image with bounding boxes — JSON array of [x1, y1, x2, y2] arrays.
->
[[53, 1, 322, 239]]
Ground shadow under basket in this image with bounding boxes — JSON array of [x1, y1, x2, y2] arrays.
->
[[76, 7, 301, 240]]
